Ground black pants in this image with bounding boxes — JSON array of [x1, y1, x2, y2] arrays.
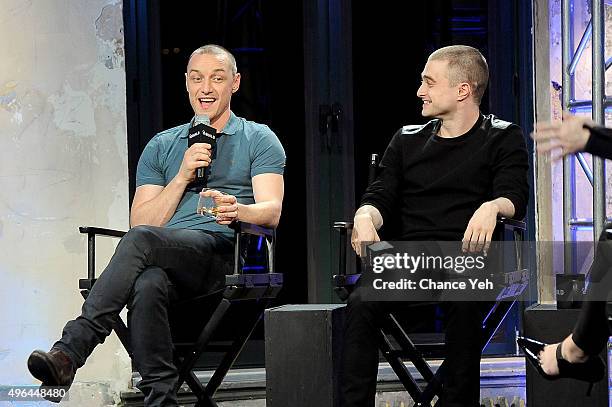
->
[[572, 224, 612, 355], [53, 225, 233, 407], [340, 286, 487, 407]]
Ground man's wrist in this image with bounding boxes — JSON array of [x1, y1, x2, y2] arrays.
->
[[236, 202, 244, 222], [483, 201, 500, 215], [355, 205, 383, 229], [172, 174, 190, 188], [354, 212, 373, 223], [579, 125, 591, 150]]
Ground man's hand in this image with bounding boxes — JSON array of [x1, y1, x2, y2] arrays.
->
[[200, 189, 239, 225], [462, 201, 499, 255], [532, 111, 593, 160], [177, 143, 212, 184], [351, 213, 381, 257]]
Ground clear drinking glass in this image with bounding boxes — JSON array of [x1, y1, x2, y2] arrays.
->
[[196, 188, 224, 218]]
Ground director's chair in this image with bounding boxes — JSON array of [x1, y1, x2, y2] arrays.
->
[[333, 154, 528, 406], [78, 221, 281, 407]]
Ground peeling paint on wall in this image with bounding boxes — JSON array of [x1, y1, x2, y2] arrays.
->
[[0, 0, 130, 399], [0, 81, 23, 125], [95, 2, 124, 70], [0, 81, 17, 107]]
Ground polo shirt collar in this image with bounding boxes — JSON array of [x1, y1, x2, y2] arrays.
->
[[182, 111, 239, 138], [220, 111, 239, 135]]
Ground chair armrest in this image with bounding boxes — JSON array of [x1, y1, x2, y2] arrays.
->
[[497, 217, 526, 231], [231, 221, 275, 238], [79, 226, 127, 289], [79, 226, 127, 238], [332, 217, 527, 279], [333, 221, 354, 231], [334, 219, 525, 232]]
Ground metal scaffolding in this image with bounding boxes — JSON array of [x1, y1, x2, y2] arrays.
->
[[562, 0, 608, 274]]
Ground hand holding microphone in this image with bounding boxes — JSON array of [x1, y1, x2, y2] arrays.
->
[[179, 115, 218, 186], [178, 143, 212, 184]]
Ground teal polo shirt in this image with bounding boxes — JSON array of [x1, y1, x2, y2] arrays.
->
[[135, 112, 286, 237]]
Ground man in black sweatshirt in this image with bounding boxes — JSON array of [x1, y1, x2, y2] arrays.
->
[[341, 45, 529, 406]]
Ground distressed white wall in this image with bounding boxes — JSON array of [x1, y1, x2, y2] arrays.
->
[[0, 1, 130, 404]]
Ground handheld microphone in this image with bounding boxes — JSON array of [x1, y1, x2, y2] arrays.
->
[[188, 115, 218, 186]]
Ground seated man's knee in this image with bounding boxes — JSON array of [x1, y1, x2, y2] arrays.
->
[[118, 225, 160, 253], [123, 225, 158, 242]]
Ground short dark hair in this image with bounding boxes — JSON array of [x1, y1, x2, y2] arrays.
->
[[428, 45, 489, 104]]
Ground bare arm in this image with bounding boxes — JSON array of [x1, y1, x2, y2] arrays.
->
[[212, 173, 284, 228], [130, 180, 186, 227], [130, 142, 212, 227]]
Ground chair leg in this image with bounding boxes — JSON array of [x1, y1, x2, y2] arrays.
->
[[175, 299, 232, 394], [386, 313, 435, 383], [205, 300, 270, 396], [184, 371, 217, 407], [379, 328, 424, 402], [420, 362, 444, 405], [112, 318, 132, 358], [481, 301, 514, 350]]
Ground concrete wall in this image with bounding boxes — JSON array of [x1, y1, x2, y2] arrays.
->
[[0, 1, 130, 404]]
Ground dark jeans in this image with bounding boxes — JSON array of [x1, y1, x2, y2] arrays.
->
[[340, 286, 487, 407], [572, 223, 612, 355], [53, 225, 234, 407]]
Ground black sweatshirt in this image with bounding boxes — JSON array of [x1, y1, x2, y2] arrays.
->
[[585, 126, 612, 160], [361, 114, 529, 241]]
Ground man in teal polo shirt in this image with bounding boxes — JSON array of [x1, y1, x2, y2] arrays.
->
[[28, 44, 285, 406]]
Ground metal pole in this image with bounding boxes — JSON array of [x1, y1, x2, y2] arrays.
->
[[562, 0, 576, 274], [575, 152, 594, 185], [568, 19, 592, 76], [592, 0, 606, 241]]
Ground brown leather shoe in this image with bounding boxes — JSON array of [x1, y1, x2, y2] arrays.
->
[[27, 348, 75, 402]]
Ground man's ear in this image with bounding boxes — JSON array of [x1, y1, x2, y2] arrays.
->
[[185, 73, 189, 93], [232, 73, 241, 93], [457, 82, 472, 102]]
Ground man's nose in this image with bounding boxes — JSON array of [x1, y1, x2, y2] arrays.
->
[[416, 84, 425, 97], [200, 78, 213, 94]]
